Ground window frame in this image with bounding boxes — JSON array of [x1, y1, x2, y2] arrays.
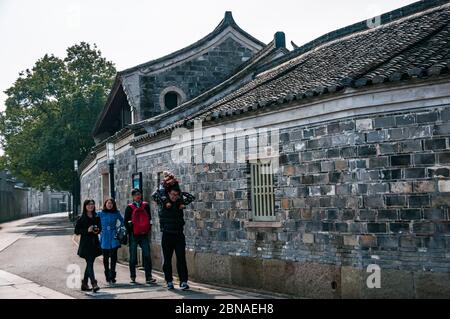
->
[[159, 86, 186, 111], [249, 159, 276, 222]]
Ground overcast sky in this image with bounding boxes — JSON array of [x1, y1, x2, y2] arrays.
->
[[1, 0, 417, 114]]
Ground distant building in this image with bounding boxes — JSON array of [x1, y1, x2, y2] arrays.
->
[[0, 170, 70, 222], [80, 1, 450, 298]]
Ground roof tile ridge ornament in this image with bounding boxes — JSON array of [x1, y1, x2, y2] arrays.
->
[[223, 11, 236, 27], [274, 32, 286, 49], [212, 11, 240, 32]]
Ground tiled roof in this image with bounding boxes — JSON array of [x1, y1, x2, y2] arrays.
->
[[194, 1, 450, 119], [130, 32, 288, 132], [132, 0, 450, 144]]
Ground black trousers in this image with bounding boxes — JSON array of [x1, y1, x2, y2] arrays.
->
[[102, 248, 118, 280], [161, 232, 188, 283], [83, 257, 96, 284]]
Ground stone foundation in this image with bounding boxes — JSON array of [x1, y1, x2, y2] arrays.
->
[[115, 242, 450, 298]]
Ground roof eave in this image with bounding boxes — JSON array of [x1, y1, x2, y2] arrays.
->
[[91, 75, 122, 137], [130, 69, 450, 147]]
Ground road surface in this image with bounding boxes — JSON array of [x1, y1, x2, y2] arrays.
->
[[0, 213, 278, 299]]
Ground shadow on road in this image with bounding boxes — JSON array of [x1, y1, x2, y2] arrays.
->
[[83, 283, 223, 299], [14, 216, 69, 227], [32, 216, 74, 237], [6, 216, 75, 237]]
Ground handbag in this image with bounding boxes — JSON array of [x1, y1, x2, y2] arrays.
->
[[115, 225, 128, 245]]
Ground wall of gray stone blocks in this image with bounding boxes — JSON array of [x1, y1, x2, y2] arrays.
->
[[134, 106, 449, 273], [0, 185, 69, 223], [80, 149, 138, 214], [80, 105, 450, 296], [80, 163, 103, 211], [277, 106, 450, 272]]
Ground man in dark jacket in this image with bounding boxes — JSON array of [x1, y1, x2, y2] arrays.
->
[[152, 180, 195, 290], [124, 188, 156, 284]]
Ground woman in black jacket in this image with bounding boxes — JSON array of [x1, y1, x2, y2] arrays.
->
[[74, 199, 102, 292]]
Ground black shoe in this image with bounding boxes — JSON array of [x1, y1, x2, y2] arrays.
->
[[104, 271, 111, 283], [110, 271, 117, 284], [81, 280, 92, 292], [130, 277, 136, 284], [92, 280, 100, 293], [180, 282, 190, 290], [146, 277, 157, 284]]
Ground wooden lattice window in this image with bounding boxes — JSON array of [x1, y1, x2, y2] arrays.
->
[[250, 160, 275, 221]]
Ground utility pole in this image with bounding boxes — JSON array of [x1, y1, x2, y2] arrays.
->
[[73, 160, 78, 221], [106, 143, 116, 200]]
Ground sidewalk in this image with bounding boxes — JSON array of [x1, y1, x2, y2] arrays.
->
[[0, 214, 50, 252], [0, 270, 72, 299]]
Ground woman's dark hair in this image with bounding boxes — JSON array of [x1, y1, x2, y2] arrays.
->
[[82, 199, 96, 215], [103, 198, 118, 211]]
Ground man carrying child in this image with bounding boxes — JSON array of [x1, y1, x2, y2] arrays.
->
[[152, 171, 195, 290]]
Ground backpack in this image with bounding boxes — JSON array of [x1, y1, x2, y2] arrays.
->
[[129, 201, 151, 236]]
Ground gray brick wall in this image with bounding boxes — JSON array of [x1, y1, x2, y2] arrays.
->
[[114, 148, 137, 210], [278, 106, 450, 272], [80, 148, 137, 214], [80, 164, 103, 209], [81, 105, 450, 292]]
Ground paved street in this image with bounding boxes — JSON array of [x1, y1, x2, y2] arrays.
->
[[0, 213, 277, 299]]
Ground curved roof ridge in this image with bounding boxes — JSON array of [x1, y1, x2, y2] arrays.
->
[[212, 11, 265, 47], [118, 11, 265, 75], [130, 33, 288, 130]]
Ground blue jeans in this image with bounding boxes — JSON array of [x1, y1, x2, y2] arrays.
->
[[129, 233, 152, 280]]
